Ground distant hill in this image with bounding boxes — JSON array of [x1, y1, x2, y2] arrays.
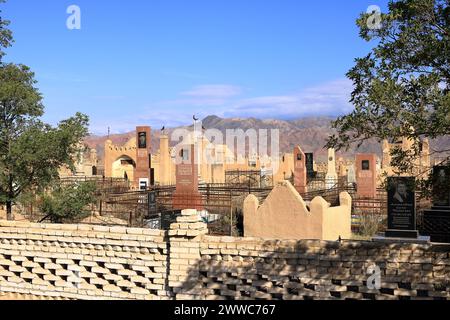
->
[[85, 115, 450, 163], [200, 115, 384, 160]]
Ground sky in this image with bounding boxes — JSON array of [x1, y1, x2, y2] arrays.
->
[[2, 0, 389, 135]]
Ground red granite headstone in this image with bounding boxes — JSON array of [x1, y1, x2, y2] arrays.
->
[[135, 126, 152, 189], [173, 144, 203, 210], [356, 154, 377, 198], [294, 146, 307, 194]]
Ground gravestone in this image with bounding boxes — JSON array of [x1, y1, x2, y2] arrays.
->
[[172, 144, 203, 210], [347, 164, 356, 185], [432, 166, 450, 208], [421, 208, 450, 243], [135, 126, 152, 189], [420, 166, 450, 243], [385, 176, 419, 238], [294, 146, 307, 194], [356, 154, 377, 198], [305, 153, 315, 179], [325, 148, 338, 189], [148, 191, 157, 216]]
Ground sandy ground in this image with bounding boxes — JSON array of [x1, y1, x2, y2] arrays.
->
[[0, 210, 29, 222], [0, 205, 30, 221], [0, 207, 128, 226]]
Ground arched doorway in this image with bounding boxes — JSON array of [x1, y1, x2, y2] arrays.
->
[[112, 156, 136, 181]]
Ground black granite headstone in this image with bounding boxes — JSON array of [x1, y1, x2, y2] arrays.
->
[[148, 191, 157, 215], [138, 132, 147, 149], [432, 166, 450, 207], [419, 166, 450, 243], [421, 209, 450, 243], [385, 177, 418, 238], [305, 153, 314, 178]]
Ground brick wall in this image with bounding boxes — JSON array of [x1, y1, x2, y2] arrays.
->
[[1, 212, 449, 300], [0, 221, 169, 300], [195, 237, 450, 300]]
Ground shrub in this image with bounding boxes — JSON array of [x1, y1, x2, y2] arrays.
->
[[40, 181, 97, 223], [358, 213, 384, 238]]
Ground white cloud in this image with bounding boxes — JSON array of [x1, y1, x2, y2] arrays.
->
[[225, 78, 353, 118], [155, 84, 244, 110], [88, 79, 354, 134], [181, 84, 242, 98], [89, 104, 229, 135], [159, 98, 228, 108], [89, 109, 196, 135]]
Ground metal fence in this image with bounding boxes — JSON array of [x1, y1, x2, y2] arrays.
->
[[60, 176, 130, 194], [21, 175, 441, 239]]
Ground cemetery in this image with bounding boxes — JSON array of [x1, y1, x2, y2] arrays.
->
[[1, 121, 449, 301], [2, 123, 449, 244], [1, 0, 449, 302]]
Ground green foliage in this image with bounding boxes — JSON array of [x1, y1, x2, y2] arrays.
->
[[0, 0, 13, 62], [327, 0, 450, 173], [0, 65, 89, 220], [15, 190, 36, 209], [40, 182, 97, 223]]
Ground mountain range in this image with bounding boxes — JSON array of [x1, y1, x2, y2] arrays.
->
[[84, 115, 449, 163]]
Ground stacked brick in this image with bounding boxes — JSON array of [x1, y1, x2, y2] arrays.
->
[[196, 238, 450, 300], [0, 292, 68, 300], [0, 213, 449, 300], [0, 221, 169, 300], [168, 209, 208, 300], [168, 209, 208, 238]]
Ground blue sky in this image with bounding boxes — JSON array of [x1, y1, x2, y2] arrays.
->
[[2, 0, 388, 134]]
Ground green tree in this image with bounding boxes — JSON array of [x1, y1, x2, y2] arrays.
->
[[39, 181, 97, 223], [0, 0, 13, 62], [0, 64, 89, 219], [0, 1, 90, 220], [327, 0, 450, 176]]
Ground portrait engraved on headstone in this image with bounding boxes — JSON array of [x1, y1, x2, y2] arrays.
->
[[305, 153, 314, 178], [362, 160, 370, 171], [432, 166, 450, 207], [180, 148, 190, 162], [386, 176, 418, 238], [138, 132, 147, 149]]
